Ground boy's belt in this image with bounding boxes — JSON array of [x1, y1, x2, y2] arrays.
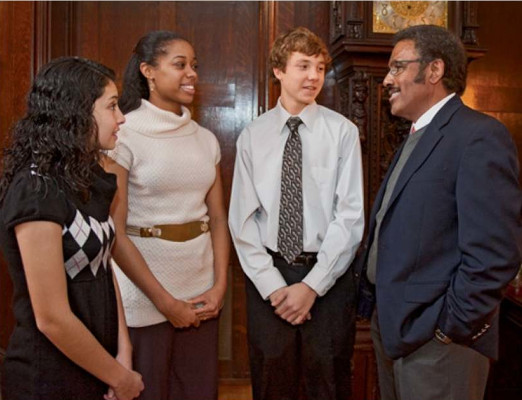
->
[[126, 221, 210, 242], [267, 249, 318, 267]]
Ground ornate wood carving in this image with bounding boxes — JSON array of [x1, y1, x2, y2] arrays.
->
[[330, 0, 343, 43], [352, 71, 369, 147], [461, 2, 480, 46], [345, 1, 364, 40], [378, 85, 410, 181], [338, 71, 369, 148]]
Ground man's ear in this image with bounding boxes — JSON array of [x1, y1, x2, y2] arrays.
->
[[428, 59, 445, 85], [140, 62, 154, 80]]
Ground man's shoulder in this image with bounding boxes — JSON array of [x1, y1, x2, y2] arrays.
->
[[452, 102, 508, 132]]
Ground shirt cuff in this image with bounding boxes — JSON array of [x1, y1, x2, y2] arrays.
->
[[253, 268, 288, 300], [302, 266, 331, 297]]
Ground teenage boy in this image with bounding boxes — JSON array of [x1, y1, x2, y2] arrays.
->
[[229, 27, 364, 400]]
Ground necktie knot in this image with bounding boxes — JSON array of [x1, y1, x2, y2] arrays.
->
[[286, 117, 303, 134]]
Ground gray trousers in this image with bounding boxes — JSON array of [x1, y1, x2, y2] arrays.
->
[[371, 310, 490, 400]]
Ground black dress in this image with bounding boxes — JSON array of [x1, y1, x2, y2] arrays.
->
[[0, 166, 118, 400]]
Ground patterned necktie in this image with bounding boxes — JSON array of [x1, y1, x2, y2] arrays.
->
[[278, 116, 303, 264]]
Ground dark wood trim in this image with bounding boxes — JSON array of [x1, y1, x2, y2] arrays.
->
[[34, 1, 50, 75], [258, 1, 277, 115], [33, 1, 76, 72]]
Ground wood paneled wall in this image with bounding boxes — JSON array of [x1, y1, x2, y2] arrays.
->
[[0, 0, 35, 353], [462, 1, 522, 181], [1, 0, 521, 388]]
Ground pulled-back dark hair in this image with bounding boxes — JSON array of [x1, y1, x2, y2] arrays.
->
[[0, 56, 115, 203], [394, 25, 467, 95], [119, 30, 187, 114]]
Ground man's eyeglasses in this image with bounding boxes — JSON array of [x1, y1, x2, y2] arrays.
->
[[387, 59, 422, 76]]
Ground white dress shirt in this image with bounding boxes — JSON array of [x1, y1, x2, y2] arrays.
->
[[229, 100, 364, 299], [412, 92, 456, 131]]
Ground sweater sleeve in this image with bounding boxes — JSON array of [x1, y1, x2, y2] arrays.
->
[[107, 129, 134, 170], [210, 130, 221, 165]]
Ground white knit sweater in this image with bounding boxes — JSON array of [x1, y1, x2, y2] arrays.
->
[[109, 100, 221, 327]]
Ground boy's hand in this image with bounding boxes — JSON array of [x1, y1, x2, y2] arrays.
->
[[269, 287, 288, 308], [271, 283, 317, 325]]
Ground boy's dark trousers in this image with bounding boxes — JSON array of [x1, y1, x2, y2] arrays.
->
[[245, 252, 357, 400]]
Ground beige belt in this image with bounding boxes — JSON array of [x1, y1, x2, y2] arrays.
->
[[126, 221, 210, 242]]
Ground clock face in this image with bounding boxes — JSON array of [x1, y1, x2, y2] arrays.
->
[[373, 1, 448, 34]]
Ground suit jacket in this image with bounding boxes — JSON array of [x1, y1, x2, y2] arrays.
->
[[355, 95, 522, 360]]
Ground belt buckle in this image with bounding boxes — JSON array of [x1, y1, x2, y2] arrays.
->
[[299, 254, 316, 267], [292, 254, 306, 266], [200, 222, 209, 233], [140, 227, 162, 238]]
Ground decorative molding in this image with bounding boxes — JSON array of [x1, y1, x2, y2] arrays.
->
[[330, 0, 343, 43]]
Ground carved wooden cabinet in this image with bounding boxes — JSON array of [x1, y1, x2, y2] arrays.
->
[[329, 1, 485, 216]]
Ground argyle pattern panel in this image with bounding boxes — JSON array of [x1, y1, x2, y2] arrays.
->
[[62, 209, 115, 279], [277, 116, 304, 263]]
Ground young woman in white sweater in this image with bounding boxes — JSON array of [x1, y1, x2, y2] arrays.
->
[[105, 31, 230, 400]]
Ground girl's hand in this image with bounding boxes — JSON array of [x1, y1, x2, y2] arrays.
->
[[105, 369, 144, 400], [163, 298, 200, 328], [104, 347, 134, 399], [188, 286, 226, 321]]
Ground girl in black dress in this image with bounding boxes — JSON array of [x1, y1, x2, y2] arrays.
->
[[0, 57, 144, 400]]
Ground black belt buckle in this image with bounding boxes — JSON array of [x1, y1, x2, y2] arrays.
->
[[266, 249, 317, 267]]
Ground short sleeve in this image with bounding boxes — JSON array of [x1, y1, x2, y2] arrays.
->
[[2, 171, 70, 230], [107, 130, 134, 170], [204, 128, 221, 165], [213, 134, 221, 165]]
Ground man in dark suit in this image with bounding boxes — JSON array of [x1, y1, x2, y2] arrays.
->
[[356, 25, 522, 400]]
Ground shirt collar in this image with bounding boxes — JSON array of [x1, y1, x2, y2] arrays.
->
[[412, 92, 456, 132], [275, 98, 319, 134]]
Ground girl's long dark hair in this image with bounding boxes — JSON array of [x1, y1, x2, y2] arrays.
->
[[0, 56, 115, 203], [119, 30, 186, 114]]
